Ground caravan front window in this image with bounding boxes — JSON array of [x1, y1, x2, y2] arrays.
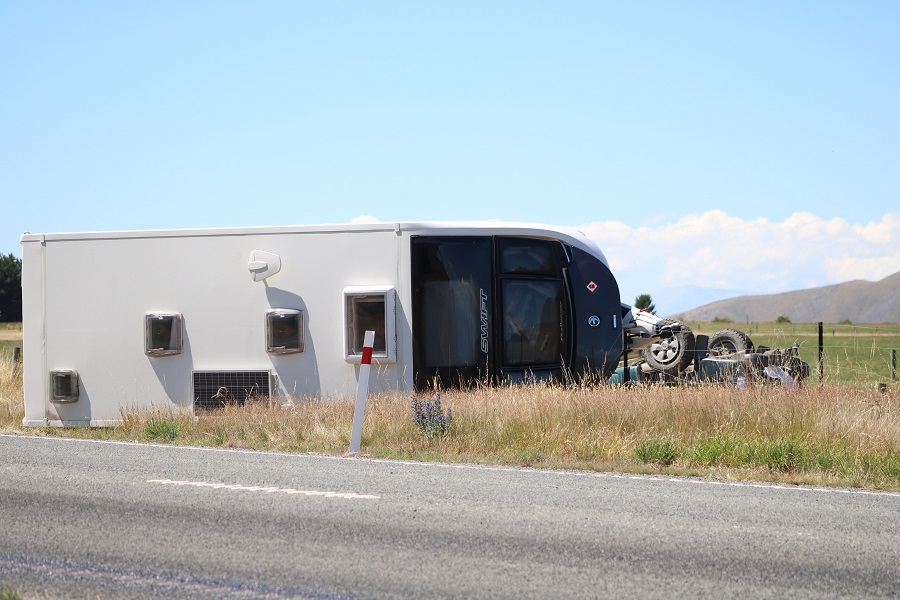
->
[[499, 238, 560, 276], [501, 280, 565, 367], [411, 237, 492, 388]]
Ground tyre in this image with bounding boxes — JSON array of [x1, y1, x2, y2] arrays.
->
[[640, 319, 696, 375], [707, 328, 754, 358]]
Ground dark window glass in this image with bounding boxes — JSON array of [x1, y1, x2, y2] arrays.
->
[[502, 280, 565, 367], [412, 237, 492, 387], [499, 238, 559, 276], [348, 296, 386, 355], [267, 310, 303, 354], [149, 317, 174, 348], [51, 371, 78, 400], [145, 313, 182, 355]]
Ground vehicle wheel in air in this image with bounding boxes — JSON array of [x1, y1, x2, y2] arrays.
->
[[707, 328, 754, 358], [640, 319, 696, 375]]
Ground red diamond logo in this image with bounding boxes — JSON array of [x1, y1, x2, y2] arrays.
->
[[586, 281, 598, 293]]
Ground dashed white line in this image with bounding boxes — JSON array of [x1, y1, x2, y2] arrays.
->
[[5, 433, 898, 500], [147, 479, 379, 500]]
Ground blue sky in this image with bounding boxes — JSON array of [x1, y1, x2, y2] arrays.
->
[[2, 2, 898, 313]]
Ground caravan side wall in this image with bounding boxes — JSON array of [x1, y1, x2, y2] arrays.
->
[[21, 226, 409, 426]]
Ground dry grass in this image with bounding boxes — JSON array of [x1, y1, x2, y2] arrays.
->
[[2, 351, 898, 489], [0, 321, 23, 341], [0, 354, 24, 431]]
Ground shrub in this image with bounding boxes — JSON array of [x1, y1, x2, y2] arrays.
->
[[411, 392, 453, 438], [712, 316, 733, 323], [776, 315, 791, 323]]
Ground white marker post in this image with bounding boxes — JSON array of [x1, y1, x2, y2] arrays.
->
[[349, 330, 375, 456]]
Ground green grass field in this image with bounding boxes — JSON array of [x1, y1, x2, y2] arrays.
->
[[687, 321, 900, 384]]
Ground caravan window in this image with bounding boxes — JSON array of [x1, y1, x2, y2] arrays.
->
[[145, 313, 183, 356], [499, 238, 560, 276], [266, 309, 304, 354], [348, 295, 385, 354], [411, 237, 492, 387], [343, 286, 396, 362], [50, 370, 79, 403], [501, 280, 566, 367], [412, 236, 572, 388]]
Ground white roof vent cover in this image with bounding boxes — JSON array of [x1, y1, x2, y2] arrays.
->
[[248, 250, 282, 282]]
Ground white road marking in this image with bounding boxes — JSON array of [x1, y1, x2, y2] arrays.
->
[[5, 433, 899, 500], [147, 478, 379, 500]]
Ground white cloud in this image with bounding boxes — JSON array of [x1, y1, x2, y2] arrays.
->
[[578, 211, 900, 309]]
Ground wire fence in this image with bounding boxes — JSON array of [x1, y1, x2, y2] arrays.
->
[[690, 321, 900, 384]]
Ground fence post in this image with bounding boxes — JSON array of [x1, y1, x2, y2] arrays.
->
[[892, 349, 897, 382], [817, 322, 824, 382]]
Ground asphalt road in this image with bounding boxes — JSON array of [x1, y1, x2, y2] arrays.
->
[[1, 434, 898, 599]]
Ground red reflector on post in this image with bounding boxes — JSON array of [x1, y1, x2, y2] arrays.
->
[[361, 345, 373, 365]]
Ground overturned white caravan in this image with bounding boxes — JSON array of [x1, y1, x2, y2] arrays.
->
[[21, 221, 665, 427]]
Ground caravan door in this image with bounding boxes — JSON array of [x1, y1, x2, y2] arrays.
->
[[411, 237, 492, 389], [411, 236, 575, 388]]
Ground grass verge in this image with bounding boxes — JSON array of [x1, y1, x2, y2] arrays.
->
[[0, 589, 24, 600], [3, 346, 898, 491]]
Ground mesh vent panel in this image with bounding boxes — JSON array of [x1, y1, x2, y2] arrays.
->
[[193, 370, 270, 409]]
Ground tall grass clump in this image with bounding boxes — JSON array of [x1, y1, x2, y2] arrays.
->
[[143, 413, 181, 442], [0, 353, 24, 430], [635, 437, 678, 465]]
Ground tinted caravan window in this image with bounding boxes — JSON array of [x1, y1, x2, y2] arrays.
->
[[343, 286, 397, 362], [411, 237, 492, 387], [266, 309, 304, 354], [497, 237, 569, 371], [145, 313, 182, 356], [499, 238, 560, 276], [502, 279, 566, 367]]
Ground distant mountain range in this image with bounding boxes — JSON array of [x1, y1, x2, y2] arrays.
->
[[669, 271, 900, 323]]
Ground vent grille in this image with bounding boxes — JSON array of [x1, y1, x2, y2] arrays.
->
[[192, 370, 270, 409]]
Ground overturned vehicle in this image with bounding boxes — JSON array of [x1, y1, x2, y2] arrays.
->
[[22, 220, 684, 427], [611, 318, 812, 386]]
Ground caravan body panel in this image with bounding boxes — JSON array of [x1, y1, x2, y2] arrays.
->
[[20, 222, 621, 426]]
